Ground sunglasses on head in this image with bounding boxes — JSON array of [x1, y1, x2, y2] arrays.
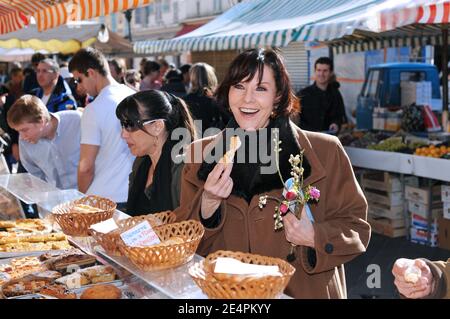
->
[[120, 119, 163, 132]]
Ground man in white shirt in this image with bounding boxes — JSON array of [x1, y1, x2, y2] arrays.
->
[[68, 48, 135, 208], [7, 95, 81, 189]]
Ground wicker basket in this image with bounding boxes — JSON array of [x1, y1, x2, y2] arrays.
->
[[89, 212, 177, 256], [52, 195, 116, 236], [118, 220, 204, 271], [188, 250, 296, 299]]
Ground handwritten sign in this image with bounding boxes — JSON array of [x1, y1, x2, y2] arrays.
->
[[120, 221, 161, 247]]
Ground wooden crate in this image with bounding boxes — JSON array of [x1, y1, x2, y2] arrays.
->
[[364, 189, 403, 207], [368, 216, 407, 238], [362, 171, 418, 192], [405, 185, 441, 205], [368, 203, 404, 219]]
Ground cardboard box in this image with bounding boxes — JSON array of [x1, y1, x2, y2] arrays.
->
[[444, 202, 450, 220], [442, 185, 450, 202], [408, 200, 443, 219], [438, 217, 450, 250], [410, 213, 438, 232], [365, 189, 403, 207], [410, 226, 438, 247], [405, 185, 441, 205], [369, 216, 407, 238]]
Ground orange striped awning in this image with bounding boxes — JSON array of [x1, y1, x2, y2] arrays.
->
[[0, 0, 154, 35]]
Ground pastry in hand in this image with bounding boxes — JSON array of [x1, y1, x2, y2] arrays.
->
[[219, 136, 242, 164]]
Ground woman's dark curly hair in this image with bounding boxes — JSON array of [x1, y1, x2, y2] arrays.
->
[[215, 48, 299, 118]]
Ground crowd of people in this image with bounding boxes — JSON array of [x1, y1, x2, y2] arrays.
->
[[0, 47, 447, 299]]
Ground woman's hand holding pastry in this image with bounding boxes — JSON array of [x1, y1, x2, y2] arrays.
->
[[201, 163, 233, 219], [283, 206, 315, 248]]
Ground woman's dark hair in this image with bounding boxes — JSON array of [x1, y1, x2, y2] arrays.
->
[[68, 48, 108, 77], [116, 90, 196, 141], [143, 61, 160, 76], [215, 48, 299, 117]]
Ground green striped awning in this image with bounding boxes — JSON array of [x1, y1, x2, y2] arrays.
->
[[133, 0, 383, 55]]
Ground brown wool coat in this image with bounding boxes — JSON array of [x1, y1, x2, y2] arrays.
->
[[175, 122, 371, 299]]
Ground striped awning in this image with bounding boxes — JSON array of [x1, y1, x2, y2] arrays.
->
[[133, 0, 385, 55], [0, 0, 153, 35], [294, 0, 450, 54]]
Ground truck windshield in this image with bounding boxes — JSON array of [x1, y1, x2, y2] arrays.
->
[[363, 70, 380, 99], [400, 71, 426, 82]]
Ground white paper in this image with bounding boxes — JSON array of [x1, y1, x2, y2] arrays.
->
[[214, 257, 281, 276], [120, 221, 161, 247], [89, 218, 118, 234]]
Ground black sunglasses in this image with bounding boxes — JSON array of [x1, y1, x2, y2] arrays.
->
[[120, 119, 162, 132]]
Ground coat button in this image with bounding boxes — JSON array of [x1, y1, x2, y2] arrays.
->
[[325, 243, 334, 254]]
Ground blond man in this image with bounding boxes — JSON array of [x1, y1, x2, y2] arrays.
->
[[7, 95, 81, 189]]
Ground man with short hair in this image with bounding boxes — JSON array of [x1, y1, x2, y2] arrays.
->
[[6, 95, 81, 189], [31, 58, 77, 112], [296, 57, 347, 133], [23, 52, 45, 94], [69, 48, 135, 208]]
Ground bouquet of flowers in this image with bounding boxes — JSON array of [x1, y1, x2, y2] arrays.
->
[[258, 131, 320, 261]]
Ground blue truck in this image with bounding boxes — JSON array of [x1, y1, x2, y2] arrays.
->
[[356, 62, 442, 130]]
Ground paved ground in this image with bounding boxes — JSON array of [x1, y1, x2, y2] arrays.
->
[[345, 233, 450, 299]]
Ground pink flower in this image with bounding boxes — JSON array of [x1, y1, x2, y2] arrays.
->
[[285, 191, 297, 201], [279, 203, 289, 216], [309, 187, 321, 201]]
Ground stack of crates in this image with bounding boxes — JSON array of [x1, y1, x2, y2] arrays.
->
[[361, 171, 412, 238], [405, 184, 442, 247], [439, 185, 450, 250]]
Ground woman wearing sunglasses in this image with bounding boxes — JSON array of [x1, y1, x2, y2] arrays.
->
[[116, 90, 196, 216]]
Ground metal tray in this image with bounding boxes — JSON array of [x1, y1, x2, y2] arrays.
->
[[95, 247, 208, 299]]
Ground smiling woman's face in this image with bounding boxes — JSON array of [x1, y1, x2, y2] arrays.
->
[[228, 65, 278, 130]]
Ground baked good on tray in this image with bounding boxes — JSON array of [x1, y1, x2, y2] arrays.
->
[[71, 204, 104, 214], [80, 284, 122, 299], [39, 283, 77, 299]]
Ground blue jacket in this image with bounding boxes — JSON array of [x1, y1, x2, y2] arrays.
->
[[31, 76, 77, 112]]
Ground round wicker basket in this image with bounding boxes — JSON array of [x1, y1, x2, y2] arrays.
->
[[118, 220, 204, 271], [52, 195, 116, 236], [89, 212, 177, 256], [188, 250, 296, 299]]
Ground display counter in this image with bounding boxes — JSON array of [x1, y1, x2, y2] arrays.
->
[[0, 173, 291, 299]]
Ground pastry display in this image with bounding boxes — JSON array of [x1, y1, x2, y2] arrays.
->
[[55, 265, 117, 289], [1, 276, 53, 297], [0, 219, 52, 235], [80, 284, 122, 299], [41, 249, 97, 273], [0, 256, 46, 285]]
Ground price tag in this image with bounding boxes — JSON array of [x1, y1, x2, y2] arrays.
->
[[120, 221, 161, 247]]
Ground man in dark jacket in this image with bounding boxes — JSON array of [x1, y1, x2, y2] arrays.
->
[[31, 58, 76, 112], [23, 52, 45, 94], [296, 57, 347, 133]]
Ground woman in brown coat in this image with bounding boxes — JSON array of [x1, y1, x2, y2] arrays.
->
[[175, 48, 371, 298]]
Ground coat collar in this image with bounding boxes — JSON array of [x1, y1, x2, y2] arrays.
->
[[185, 117, 326, 204]]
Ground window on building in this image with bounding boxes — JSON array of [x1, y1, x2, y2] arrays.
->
[[135, 7, 143, 25], [163, 0, 171, 12], [144, 5, 152, 26], [214, 0, 222, 13], [173, 1, 179, 23], [156, 1, 162, 24]]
